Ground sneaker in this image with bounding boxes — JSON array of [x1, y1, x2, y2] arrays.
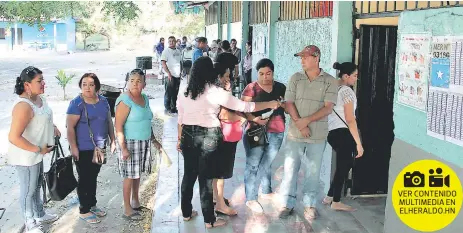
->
[[26, 225, 44, 233], [35, 213, 58, 224]]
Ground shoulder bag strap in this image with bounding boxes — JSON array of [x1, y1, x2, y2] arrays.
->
[[334, 86, 349, 128], [82, 96, 98, 148]]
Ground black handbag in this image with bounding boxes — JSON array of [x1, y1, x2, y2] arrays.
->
[[245, 124, 269, 148], [44, 136, 78, 201]]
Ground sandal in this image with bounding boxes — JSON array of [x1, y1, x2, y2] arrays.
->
[[90, 206, 107, 217], [132, 206, 148, 211], [80, 213, 101, 224], [183, 210, 198, 221], [205, 217, 227, 229], [122, 212, 143, 221], [213, 198, 230, 207], [322, 196, 333, 205], [215, 207, 237, 216]]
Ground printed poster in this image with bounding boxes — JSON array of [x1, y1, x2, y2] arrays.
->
[[430, 37, 451, 90], [397, 34, 431, 111], [450, 36, 463, 94]]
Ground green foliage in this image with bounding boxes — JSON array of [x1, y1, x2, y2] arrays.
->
[[55, 70, 76, 100], [0, 1, 140, 26]]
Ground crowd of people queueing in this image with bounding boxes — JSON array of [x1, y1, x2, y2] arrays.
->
[[6, 42, 364, 232]]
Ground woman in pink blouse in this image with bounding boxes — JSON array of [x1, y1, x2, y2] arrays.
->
[[176, 57, 280, 228]]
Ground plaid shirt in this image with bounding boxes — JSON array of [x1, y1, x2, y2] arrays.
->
[[285, 69, 338, 143]]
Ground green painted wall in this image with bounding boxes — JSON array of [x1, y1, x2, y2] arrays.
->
[[273, 18, 334, 84], [395, 7, 463, 167]]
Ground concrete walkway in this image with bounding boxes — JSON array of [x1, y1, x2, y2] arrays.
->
[[151, 112, 387, 233]]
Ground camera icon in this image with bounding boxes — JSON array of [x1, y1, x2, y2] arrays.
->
[[429, 168, 450, 187], [404, 171, 425, 187]]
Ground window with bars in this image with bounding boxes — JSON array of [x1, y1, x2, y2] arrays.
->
[[232, 1, 242, 23], [280, 1, 333, 21], [355, 1, 461, 17], [250, 1, 269, 25], [205, 1, 218, 26]]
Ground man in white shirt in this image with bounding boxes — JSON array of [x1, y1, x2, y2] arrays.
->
[[161, 36, 182, 114]]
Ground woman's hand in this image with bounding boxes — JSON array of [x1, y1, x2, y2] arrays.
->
[[253, 116, 269, 126], [110, 141, 117, 154], [70, 146, 79, 161], [176, 140, 182, 152], [355, 144, 364, 158], [153, 139, 162, 150], [122, 148, 131, 161], [53, 125, 61, 137], [40, 144, 54, 155]]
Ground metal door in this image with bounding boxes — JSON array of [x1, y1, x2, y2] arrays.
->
[[351, 25, 397, 195]]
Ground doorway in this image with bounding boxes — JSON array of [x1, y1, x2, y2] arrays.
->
[[351, 25, 397, 195]]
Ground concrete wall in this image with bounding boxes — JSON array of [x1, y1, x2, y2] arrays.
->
[[273, 18, 333, 84], [393, 7, 463, 168], [251, 23, 268, 81], [230, 21, 242, 46], [385, 7, 463, 233], [205, 24, 218, 41]]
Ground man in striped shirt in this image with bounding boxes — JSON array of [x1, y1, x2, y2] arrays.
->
[[278, 45, 339, 220]]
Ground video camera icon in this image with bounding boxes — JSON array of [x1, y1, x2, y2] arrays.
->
[[429, 168, 450, 187], [403, 168, 450, 188]]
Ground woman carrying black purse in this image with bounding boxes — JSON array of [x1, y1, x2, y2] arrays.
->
[[322, 62, 364, 212], [241, 59, 287, 213]]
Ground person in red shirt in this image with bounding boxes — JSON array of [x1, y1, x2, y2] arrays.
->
[[241, 58, 286, 213]]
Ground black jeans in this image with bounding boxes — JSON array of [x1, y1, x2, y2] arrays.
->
[[180, 125, 222, 224], [327, 128, 355, 202], [75, 150, 102, 214], [244, 69, 252, 85], [164, 76, 181, 111]]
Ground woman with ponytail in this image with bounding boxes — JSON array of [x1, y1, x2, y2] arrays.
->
[[322, 62, 364, 212], [8, 66, 61, 233]]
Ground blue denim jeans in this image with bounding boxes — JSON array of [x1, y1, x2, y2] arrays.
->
[[16, 161, 46, 230], [243, 132, 284, 201], [279, 139, 327, 209]]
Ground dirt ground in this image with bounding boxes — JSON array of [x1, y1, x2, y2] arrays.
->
[[41, 116, 165, 233]]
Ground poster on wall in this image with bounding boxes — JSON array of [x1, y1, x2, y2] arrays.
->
[[450, 36, 463, 94], [430, 37, 451, 90], [445, 93, 463, 147], [427, 89, 447, 140], [397, 34, 431, 111]]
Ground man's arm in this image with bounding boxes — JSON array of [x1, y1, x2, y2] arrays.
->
[[298, 78, 338, 127], [299, 102, 334, 125]]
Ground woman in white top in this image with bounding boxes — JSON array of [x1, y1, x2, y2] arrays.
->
[[8, 66, 61, 233], [176, 57, 279, 228], [322, 62, 364, 212]]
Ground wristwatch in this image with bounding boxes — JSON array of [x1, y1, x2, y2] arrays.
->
[[36, 146, 41, 155]]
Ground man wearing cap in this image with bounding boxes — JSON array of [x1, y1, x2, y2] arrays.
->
[[278, 45, 338, 219]]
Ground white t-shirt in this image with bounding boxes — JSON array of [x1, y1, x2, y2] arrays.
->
[[8, 96, 54, 166], [161, 47, 182, 77], [328, 85, 357, 131]]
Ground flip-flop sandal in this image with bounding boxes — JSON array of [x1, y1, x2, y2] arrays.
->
[[215, 207, 237, 216], [205, 217, 227, 229], [90, 207, 107, 217], [213, 198, 230, 207], [80, 214, 101, 224], [122, 212, 143, 221], [183, 210, 198, 221], [132, 206, 149, 211]]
